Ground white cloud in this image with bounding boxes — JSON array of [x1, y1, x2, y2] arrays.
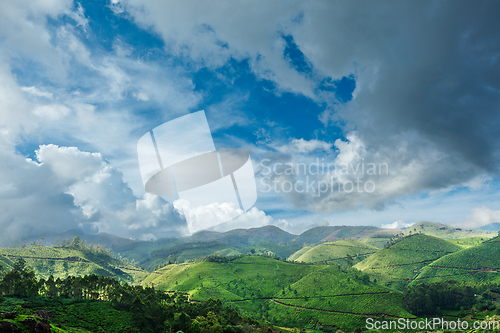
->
[[67, 2, 89, 31], [461, 205, 500, 229], [33, 104, 71, 120], [133, 91, 150, 101], [381, 220, 413, 229], [0, 144, 188, 245], [21, 86, 54, 99], [121, 0, 316, 98], [277, 138, 333, 154], [204, 206, 289, 233], [174, 199, 242, 234]]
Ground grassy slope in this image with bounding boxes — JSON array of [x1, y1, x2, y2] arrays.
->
[[359, 230, 403, 249], [292, 239, 378, 265], [140, 242, 240, 270], [414, 235, 500, 285], [354, 234, 462, 290], [295, 226, 381, 244], [143, 256, 413, 330], [448, 236, 489, 249], [288, 246, 313, 261], [141, 240, 297, 271], [406, 222, 496, 239], [0, 246, 148, 283], [240, 242, 296, 258], [116, 225, 396, 265]]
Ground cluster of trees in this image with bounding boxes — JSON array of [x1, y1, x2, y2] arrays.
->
[[0, 258, 275, 333], [383, 234, 406, 248], [53, 236, 115, 258], [404, 280, 500, 315]]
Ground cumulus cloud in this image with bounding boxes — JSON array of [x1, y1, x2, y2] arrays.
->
[[460, 205, 500, 229], [381, 220, 413, 230], [0, 144, 188, 245], [204, 206, 289, 233], [0, 0, 204, 195]]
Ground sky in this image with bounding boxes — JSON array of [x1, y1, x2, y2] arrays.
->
[[1, 0, 500, 244]]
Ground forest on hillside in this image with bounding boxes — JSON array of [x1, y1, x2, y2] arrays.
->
[[0, 258, 275, 333]]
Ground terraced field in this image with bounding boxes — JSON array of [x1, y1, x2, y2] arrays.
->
[[291, 239, 378, 265], [143, 256, 414, 330], [287, 246, 313, 261], [0, 246, 148, 283], [448, 236, 489, 248], [413, 235, 500, 285], [354, 234, 461, 290], [405, 222, 496, 239]]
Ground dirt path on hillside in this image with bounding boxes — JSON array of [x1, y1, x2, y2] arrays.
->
[[427, 265, 498, 272], [413, 272, 479, 280], [369, 259, 436, 269], [227, 291, 392, 303]]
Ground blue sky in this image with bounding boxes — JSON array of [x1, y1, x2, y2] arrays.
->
[[1, 0, 500, 243]]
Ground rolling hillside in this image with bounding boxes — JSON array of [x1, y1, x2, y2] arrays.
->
[[354, 234, 462, 290], [448, 236, 488, 249], [139, 241, 240, 270], [114, 225, 403, 264], [294, 225, 391, 245], [288, 246, 313, 261], [0, 245, 148, 283], [113, 225, 299, 263], [405, 222, 496, 239], [358, 230, 403, 248], [414, 234, 500, 285], [143, 256, 414, 330], [291, 239, 378, 265], [32, 225, 407, 267]]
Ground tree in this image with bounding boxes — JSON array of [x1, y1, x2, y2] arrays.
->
[[13, 258, 27, 272], [72, 236, 81, 248], [346, 254, 354, 267]]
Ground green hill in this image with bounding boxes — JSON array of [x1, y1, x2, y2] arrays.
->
[[292, 239, 378, 265], [240, 242, 295, 258], [295, 225, 381, 244], [113, 225, 299, 264], [405, 222, 496, 239], [359, 230, 403, 248], [140, 240, 298, 271], [0, 245, 148, 283], [287, 246, 313, 261], [414, 235, 500, 285], [448, 236, 489, 248], [109, 225, 398, 265], [143, 256, 414, 330], [190, 225, 296, 247], [139, 241, 240, 270], [354, 234, 462, 290]]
